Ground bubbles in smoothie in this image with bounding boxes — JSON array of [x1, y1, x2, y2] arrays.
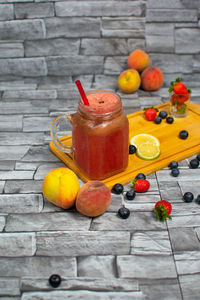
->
[[87, 92, 119, 113]]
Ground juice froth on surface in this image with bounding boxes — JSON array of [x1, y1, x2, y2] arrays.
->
[[86, 92, 119, 113]]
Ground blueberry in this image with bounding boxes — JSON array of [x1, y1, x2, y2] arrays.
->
[[171, 168, 180, 177], [129, 144, 136, 154], [183, 192, 194, 203], [166, 116, 174, 124], [159, 110, 168, 119], [196, 154, 200, 161], [112, 183, 124, 194], [49, 274, 61, 288], [189, 158, 199, 169], [168, 161, 178, 169], [135, 173, 146, 180], [196, 195, 200, 204], [118, 206, 130, 219], [154, 116, 162, 124], [179, 130, 189, 140], [126, 190, 136, 200]]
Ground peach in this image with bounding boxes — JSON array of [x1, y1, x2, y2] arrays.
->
[[118, 69, 141, 94], [75, 181, 111, 217], [141, 66, 164, 91], [42, 168, 80, 209], [128, 49, 150, 73]]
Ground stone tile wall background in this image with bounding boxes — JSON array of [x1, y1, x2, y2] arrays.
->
[[1, 1, 200, 299], [0, 0, 200, 87]]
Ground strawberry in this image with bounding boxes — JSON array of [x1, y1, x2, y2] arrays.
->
[[144, 106, 159, 121], [132, 179, 150, 193], [168, 77, 191, 95], [154, 200, 172, 222], [170, 93, 189, 104], [170, 93, 177, 104], [173, 82, 188, 95]]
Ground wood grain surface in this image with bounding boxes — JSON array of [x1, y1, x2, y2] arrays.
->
[[49, 102, 200, 188]]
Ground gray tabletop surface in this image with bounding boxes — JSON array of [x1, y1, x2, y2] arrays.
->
[[0, 81, 200, 300]]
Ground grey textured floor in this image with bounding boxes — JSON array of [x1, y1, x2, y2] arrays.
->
[[0, 80, 200, 300]]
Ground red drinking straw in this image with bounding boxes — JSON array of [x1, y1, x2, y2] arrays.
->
[[75, 80, 90, 106]]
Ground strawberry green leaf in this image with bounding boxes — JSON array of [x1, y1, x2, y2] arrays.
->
[[154, 204, 172, 222], [168, 87, 173, 93], [144, 106, 154, 111], [131, 179, 136, 190], [178, 104, 186, 114]]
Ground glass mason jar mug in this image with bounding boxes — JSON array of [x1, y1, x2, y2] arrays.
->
[[51, 90, 129, 180]]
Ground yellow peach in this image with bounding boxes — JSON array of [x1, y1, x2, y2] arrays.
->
[[118, 69, 141, 94], [42, 168, 80, 209]]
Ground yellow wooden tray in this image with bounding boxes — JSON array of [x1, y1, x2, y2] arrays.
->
[[49, 102, 200, 189]]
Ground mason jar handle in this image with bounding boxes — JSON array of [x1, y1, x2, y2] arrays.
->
[[51, 114, 73, 153]]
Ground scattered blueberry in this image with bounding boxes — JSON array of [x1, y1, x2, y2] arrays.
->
[[171, 168, 180, 177], [154, 116, 162, 124], [168, 161, 178, 169], [126, 190, 136, 200], [166, 116, 174, 124], [112, 183, 124, 194], [49, 274, 61, 288], [118, 206, 130, 219], [129, 144, 136, 154], [189, 158, 199, 169], [159, 110, 168, 119], [183, 192, 194, 203], [196, 195, 200, 204], [196, 153, 200, 161], [135, 173, 146, 180], [179, 130, 189, 140]]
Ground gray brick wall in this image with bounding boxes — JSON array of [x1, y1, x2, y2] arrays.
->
[[0, 0, 199, 86], [1, 2, 200, 299]]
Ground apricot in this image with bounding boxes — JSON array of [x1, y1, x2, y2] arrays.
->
[[141, 66, 164, 91], [42, 168, 80, 209], [75, 181, 111, 217], [118, 69, 141, 94], [128, 49, 150, 73]]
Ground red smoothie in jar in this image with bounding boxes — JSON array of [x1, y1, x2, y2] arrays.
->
[[72, 91, 129, 180]]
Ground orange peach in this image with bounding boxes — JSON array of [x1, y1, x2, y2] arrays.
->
[[75, 181, 111, 217], [118, 69, 141, 94], [141, 66, 164, 91], [128, 49, 150, 73], [42, 168, 80, 209]]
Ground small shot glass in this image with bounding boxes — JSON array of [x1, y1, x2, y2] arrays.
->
[[170, 92, 190, 118]]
